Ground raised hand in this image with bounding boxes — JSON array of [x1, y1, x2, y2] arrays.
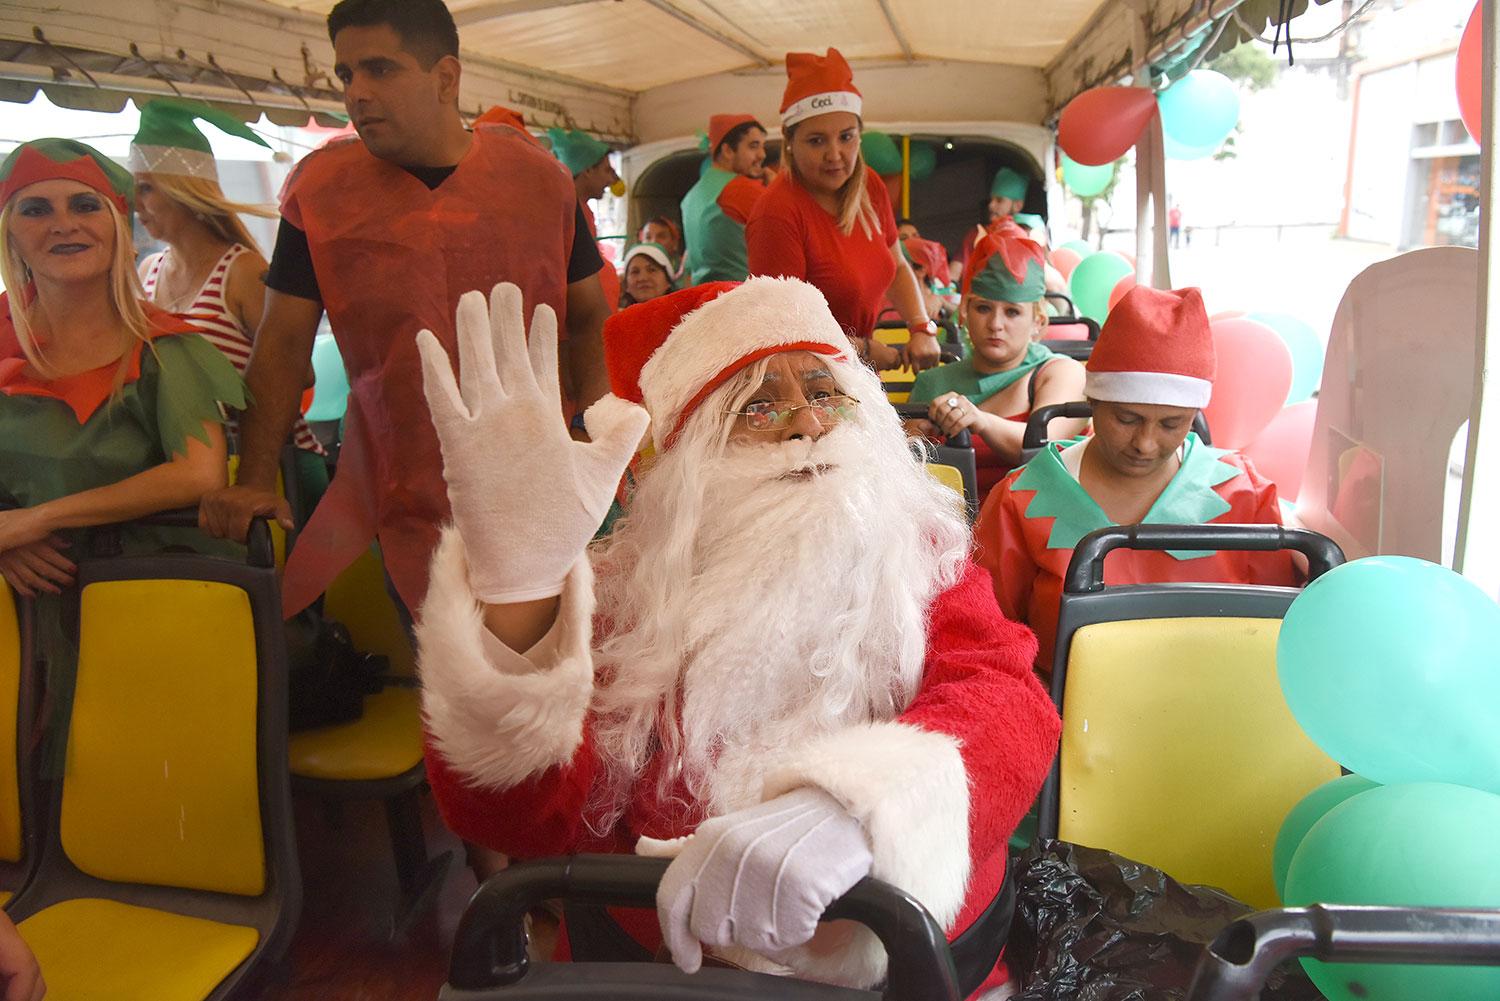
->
[[416, 282, 648, 603]]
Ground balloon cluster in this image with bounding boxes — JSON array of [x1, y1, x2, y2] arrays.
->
[[1056, 70, 1241, 169], [863, 131, 937, 183], [1274, 557, 1500, 999]]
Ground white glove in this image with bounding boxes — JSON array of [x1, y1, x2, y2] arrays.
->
[[640, 787, 874, 974], [416, 282, 649, 602]]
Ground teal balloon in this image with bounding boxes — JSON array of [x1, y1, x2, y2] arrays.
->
[[1285, 782, 1500, 1000], [1163, 130, 1220, 160], [1058, 239, 1092, 257], [1157, 69, 1241, 150], [862, 130, 903, 176], [306, 332, 349, 422], [908, 142, 936, 181], [1272, 774, 1379, 901], [1277, 556, 1500, 794], [1250, 312, 1325, 403], [1068, 251, 1133, 322], [1061, 153, 1113, 198]]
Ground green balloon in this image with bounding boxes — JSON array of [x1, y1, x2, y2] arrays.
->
[[1285, 782, 1500, 1000], [1058, 239, 1092, 257], [306, 332, 349, 422], [862, 130, 903, 176], [1068, 251, 1133, 322], [1272, 773, 1379, 901], [1061, 153, 1113, 198], [1250, 311, 1325, 403], [908, 142, 937, 181]]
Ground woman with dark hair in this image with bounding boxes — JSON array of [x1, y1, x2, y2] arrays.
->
[[745, 49, 941, 374], [619, 242, 675, 307]]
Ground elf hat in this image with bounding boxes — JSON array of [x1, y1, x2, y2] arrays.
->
[[127, 99, 269, 180], [780, 48, 862, 128], [624, 242, 674, 273], [991, 166, 1028, 201], [1086, 285, 1215, 408], [546, 128, 611, 176], [1, 138, 134, 219], [476, 105, 527, 131], [604, 276, 851, 450], [964, 230, 1047, 304], [708, 113, 761, 155]]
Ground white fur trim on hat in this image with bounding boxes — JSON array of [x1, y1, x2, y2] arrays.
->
[[126, 144, 219, 180], [624, 243, 673, 272], [1085, 369, 1213, 409], [758, 721, 971, 988], [638, 276, 851, 450], [781, 90, 863, 127]]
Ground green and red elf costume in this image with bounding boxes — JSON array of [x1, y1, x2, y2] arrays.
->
[[548, 128, 621, 310], [681, 113, 766, 284], [973, 286, 1299, 673], [0, 139, 245, 771], [911, 227, 1060, 500]]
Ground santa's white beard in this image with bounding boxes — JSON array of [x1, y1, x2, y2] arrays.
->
[[587, 367, 969, 829]]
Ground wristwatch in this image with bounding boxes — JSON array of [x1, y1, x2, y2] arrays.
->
[[907, 318, 938, 336]]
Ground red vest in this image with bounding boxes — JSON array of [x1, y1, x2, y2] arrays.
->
[[279, 126, 575, 616]]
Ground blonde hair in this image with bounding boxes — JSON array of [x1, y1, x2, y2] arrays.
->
[[783, 121, 880, 239], [141, 172, 274, 254], [1, 196, 154, 391]]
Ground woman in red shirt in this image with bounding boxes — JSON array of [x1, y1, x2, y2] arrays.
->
[[746, 48, 940, 373]]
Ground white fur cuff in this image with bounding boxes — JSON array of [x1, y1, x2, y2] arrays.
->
[[417, 525, 596, 789], [760, 722, 971, 987]]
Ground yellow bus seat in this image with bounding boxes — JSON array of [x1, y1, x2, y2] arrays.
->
[[874, 327, 910, 347], [3, 521, 299, 998], [288, 544, 446, 915], [226, 454, 289, 568], [0, 581, 21, 867], [19, 898, 258, 1001], [887, 390, 912, 404], [926, 463, 966, 499], [1038, 524, 1347, 911]]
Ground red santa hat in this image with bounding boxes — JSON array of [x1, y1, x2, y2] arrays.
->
[[780, 48, 862, 128], [708, 113, 760, 155], [605, 277, 852, 450], [1085, 285, 1215, 408]]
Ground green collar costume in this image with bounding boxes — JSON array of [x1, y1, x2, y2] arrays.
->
[[1013, 433, 1242, 559], [911, 341, 1056, 405]]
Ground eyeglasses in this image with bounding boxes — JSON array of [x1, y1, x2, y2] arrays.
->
[[723, 395, 859, 431]]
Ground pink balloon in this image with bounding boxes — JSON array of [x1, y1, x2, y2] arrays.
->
[[1458, 2, 1481, 144], [1107, 274, 1137, 312], [1243, 400, 1317, 502], [1113, 250, 1136, 269], [1058, 87, 1160, 166], [1203, 318, 1294, 449], [1051, 247, 1083, 281], [1210, 309, 1246, 322]]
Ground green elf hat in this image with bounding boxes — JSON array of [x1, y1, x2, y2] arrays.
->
[[128, 98, 269, 180], [963, 225, 1047, 303], [990, 165, 1029, 201], [0, 138, 134, 218], [546, 128, 611, 176]]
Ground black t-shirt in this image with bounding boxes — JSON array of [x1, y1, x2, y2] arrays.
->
[[265, 162, 605, 302]]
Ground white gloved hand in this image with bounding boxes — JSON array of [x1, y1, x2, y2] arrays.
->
[[640, 787, 874, 974], [416, 282, 649, 603]]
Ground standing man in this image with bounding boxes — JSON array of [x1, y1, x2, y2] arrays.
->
[[680, 114, 767, 284], [549, 127, 623, 310], [199, 0, 612, 623]]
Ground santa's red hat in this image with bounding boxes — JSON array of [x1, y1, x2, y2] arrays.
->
[[708, 113, 760, 154], [605, 277, 851, 450], [780, 49, 862, 128], [1085, 285, 1215, 408]]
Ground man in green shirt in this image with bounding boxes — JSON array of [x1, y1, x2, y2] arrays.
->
[[680, 113, 767, 284]]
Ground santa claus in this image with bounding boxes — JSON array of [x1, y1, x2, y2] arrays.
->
[[413, 277, 1060, 997]]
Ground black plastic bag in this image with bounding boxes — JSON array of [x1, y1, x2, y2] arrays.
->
[[1008, 840, 1323, 1001]]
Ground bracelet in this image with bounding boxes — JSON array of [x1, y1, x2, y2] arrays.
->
[[907, 318, 938, 336]]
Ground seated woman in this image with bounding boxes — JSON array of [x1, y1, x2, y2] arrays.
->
[[0, 138, 244, 770], [619, 242, 676, 307], [638, 216, 685, 286], [974, 285, 1301, 674], [908, 228, 1086, 502], [128, 99, 328, 515]]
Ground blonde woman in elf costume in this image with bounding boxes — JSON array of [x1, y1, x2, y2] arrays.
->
[[0, 139, 244, 769], [550, 127, 623, 311], [129, 99, 329, 514], [745, 49, 941, 374], [974, 285, 1301, 674], [908, 228, 1086, 502]]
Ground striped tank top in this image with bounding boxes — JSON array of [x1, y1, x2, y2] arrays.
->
[[143, 244, 325, 456]]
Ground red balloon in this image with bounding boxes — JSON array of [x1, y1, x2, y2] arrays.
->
[[1051, 247, 1083, 281], [1107, 274, 1137, 312], [1243, 400, 1317, 503], [1203, 318, 1294, 449], [1210, 309, 1246, 322], [1058, 86, 1160, 166], [1458, 2, 1482, 144]]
